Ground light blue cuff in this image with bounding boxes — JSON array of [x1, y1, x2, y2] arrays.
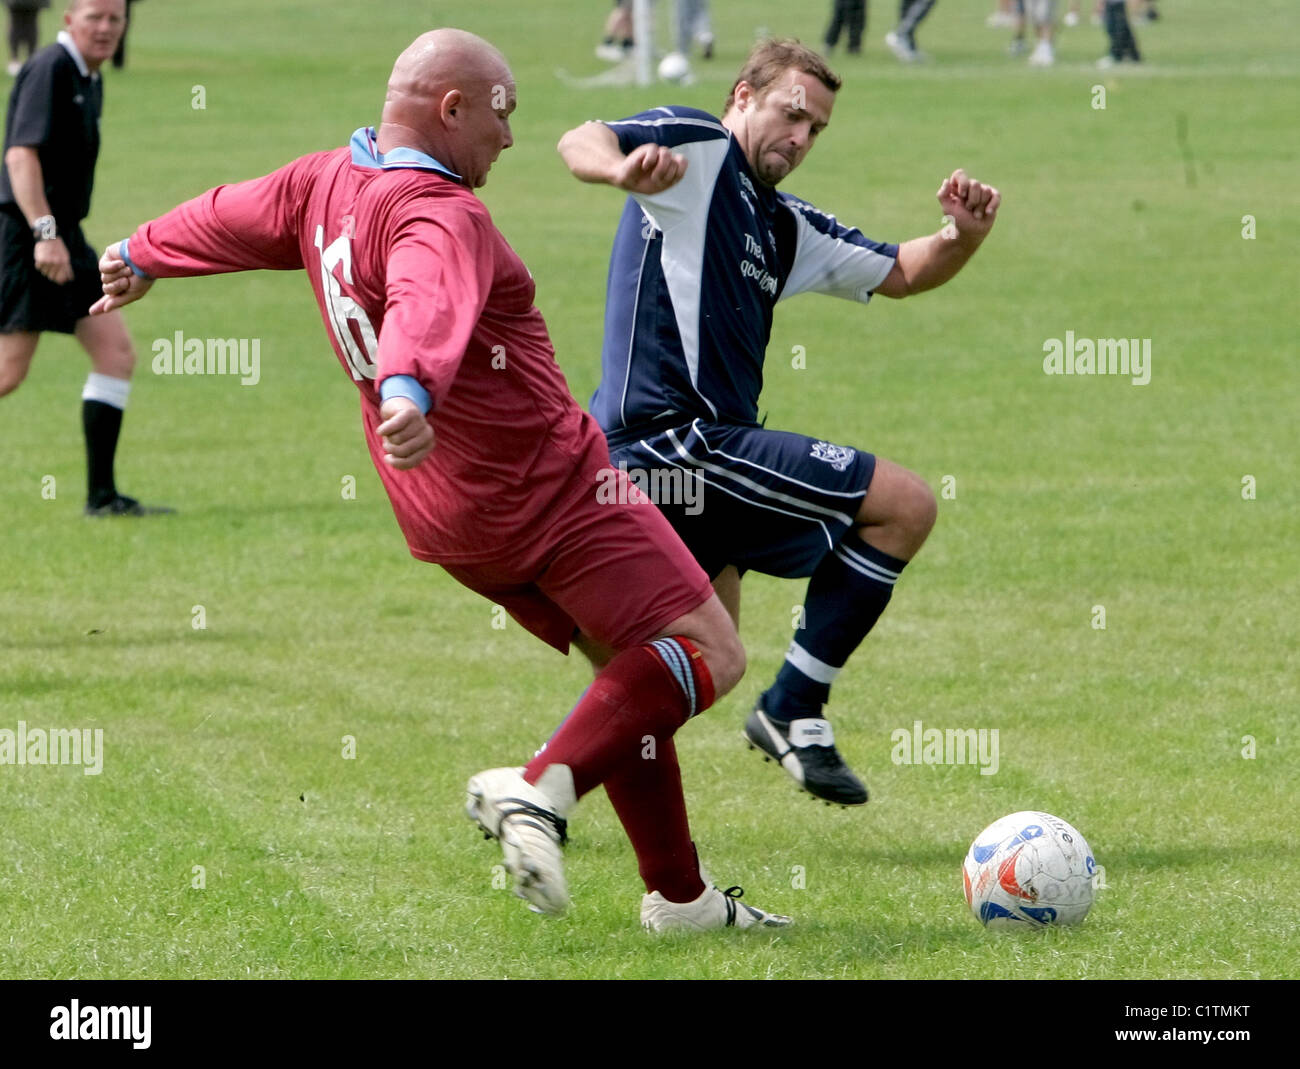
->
[[379, 374, 432, 415], [120, 239, 152, 280]]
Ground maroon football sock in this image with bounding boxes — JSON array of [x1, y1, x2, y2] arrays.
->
[[603, 736, 706, 902], [524, 637, 714, 799]]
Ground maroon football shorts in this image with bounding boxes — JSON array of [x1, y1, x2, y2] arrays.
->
[[439, 466, 715, 654]]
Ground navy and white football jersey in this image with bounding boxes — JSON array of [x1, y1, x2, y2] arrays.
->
[[591, 105, 898, 440]]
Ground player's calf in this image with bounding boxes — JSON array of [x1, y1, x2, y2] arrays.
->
[[0, 332, 38, 397]]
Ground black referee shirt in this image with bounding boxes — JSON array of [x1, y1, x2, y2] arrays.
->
[[0, 36, 103, 225]]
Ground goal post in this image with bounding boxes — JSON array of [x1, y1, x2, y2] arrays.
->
[[632, 0, 655, 86]]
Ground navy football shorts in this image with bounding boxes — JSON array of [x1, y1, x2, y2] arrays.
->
[[608, 418, 876, 580]]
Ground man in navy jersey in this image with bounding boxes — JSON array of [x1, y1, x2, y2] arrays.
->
[[559, 38, 1000, 807]]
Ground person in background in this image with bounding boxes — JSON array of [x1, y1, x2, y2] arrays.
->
[[5, 0, 49, 76], [1098, 0, 1141, 66], [110, 0, 138, 70], [986, 0, 1017, 29], [824, 0, 867, 57], [675, 0, 714, 60], [1005, 0, 1027, 54], [885, 0, 937, 63], [596, 0, 633, 63], [1, 0, 169, 516], [1008, 0, 1058, 66]]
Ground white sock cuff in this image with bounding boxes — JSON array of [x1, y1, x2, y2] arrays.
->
[[83, 373, 131, 409], [784, 640, 841, 686]]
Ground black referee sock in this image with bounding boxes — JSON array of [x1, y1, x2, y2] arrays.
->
[[765, 535, 907, 725], [82, 374, 131, 507]]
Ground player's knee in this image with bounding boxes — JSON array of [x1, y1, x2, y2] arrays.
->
[[906, 478, 939, 541]]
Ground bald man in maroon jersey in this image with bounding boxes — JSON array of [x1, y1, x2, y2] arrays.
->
[[92, 28, 791, 933]]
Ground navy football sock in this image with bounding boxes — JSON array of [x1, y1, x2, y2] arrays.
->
[[765, 535, 907, 724]]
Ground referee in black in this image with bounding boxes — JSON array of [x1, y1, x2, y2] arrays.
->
[[1, 0, 168, 516]]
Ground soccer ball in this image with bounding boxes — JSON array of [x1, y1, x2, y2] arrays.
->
[[962, 811, 1096, 928], [657, 51, 692, 84]]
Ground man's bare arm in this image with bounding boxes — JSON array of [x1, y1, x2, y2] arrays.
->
[[4, 146, 72, 284], [556, 120, 688, 195], [875, 169, 1000, 299]]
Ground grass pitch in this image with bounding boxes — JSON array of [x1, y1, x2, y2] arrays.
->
[[0, 0, 1296, 980]]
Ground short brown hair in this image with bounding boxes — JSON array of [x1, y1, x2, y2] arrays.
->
[[723, 39, 841, 115]]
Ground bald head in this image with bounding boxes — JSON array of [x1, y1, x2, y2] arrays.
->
[[385, 29, 509, 116], [378, 29, 517, 189]]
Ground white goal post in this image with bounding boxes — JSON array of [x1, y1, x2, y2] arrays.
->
[[632, 0, 655, 86]]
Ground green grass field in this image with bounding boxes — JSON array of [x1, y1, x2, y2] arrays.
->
[[0, 0, 1295, 981]]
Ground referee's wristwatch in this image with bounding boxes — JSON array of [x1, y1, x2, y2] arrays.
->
[[31, 215, 57, 242]]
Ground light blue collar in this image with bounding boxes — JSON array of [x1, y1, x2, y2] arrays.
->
[[349, 127, 462, 182]]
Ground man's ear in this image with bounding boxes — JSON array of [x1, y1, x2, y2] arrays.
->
[[732, 81, 754, 113], [440, 89, 463, 125]]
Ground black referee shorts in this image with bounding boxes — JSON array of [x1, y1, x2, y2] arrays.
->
[[0, 210, 103, 334]]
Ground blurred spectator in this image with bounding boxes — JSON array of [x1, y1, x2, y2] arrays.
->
[[110, 0, 139, 70], [1098, 0, 1140, 65], [987, 0, 1017, 29], [5, 0, 49, 77], [675, 0, 714, 59], [824, 0, 867, 56], [885, 0, 937, 63], [596, 0, 633, 63], [1007, 0, 1057, 66]]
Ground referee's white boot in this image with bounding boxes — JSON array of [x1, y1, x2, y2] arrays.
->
[[466, 764, 575, 916]]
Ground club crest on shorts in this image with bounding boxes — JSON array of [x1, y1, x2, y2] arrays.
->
[[810, 441, 855, 472]]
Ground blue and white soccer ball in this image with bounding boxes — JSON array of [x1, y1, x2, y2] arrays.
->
[[962, 811, 1096, 929]]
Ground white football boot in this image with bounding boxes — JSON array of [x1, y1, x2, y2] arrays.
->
[[641, 866, 793, 932], [466, 765, 575, 916]]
